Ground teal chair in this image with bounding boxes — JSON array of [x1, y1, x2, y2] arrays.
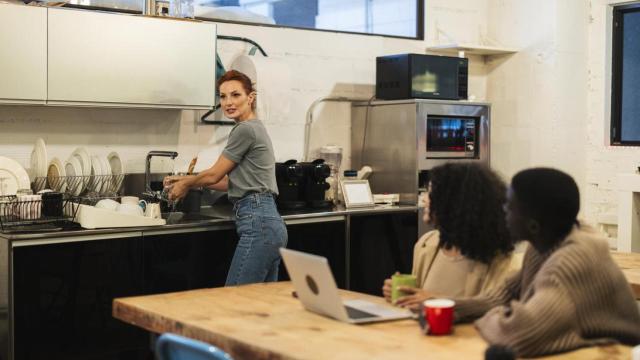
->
[[155, 333, 233, 360]]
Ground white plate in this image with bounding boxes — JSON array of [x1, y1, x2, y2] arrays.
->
[[0, 156, 31, 196], [30, 138, 48, 180], [71, 147, 91, 178], [107, 151, 123, 176], [99, 156, 112, 194], [89, 155, 102, 193], [47, 157, 67, 193], [65, 156, 85, 196], [107, 151, 123, 192]]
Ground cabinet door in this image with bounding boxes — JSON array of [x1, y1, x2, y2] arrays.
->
[[143, 228, 238, 294], [280, 218, 347, 288], [47, 8, 216, 109], [349, 211, 418, 295], [0, 4, 46, 104], [12, 235, 147, 360]]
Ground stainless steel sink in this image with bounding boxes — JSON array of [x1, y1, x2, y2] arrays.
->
[[161, 212, 226, 224]]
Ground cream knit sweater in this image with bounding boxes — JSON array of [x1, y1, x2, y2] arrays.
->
[[454, 225, 640, 357]]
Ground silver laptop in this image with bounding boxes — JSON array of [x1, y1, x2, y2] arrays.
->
[[280, 248, 413, 324]]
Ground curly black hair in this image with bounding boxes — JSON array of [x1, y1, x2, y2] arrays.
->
[[428, 162, 513, 264]]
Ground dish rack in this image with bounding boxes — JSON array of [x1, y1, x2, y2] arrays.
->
[[0, 194, 80, 233], [0, 174, 126, 233], [33, 174, 125, 197]]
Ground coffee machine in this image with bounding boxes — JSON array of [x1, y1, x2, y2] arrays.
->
[[299, 159, 332, 209], [352, 99, 490, 237], [275, 160, 306, 210], [275, 159, 332, 210], [351, 99, 490, 204]]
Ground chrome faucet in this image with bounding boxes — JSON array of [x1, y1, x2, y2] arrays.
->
[[144, 150, 178, 200]]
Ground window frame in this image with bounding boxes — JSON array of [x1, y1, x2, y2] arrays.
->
[[64, 0, 425, 40], [611, 2, 640, 145]]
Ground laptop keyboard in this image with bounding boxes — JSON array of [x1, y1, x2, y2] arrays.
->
[[345, 306, 378, 319]]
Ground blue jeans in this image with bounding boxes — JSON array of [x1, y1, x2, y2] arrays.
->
[[225, 193, 288, 286]]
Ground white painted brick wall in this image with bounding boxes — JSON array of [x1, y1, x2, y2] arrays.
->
[[585, 0, 640, 229], [485, 0, 590, 221], [0, 1, 489, 178], [3, 0, 622, 233]]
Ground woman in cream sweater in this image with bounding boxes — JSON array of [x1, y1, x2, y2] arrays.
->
[[383, 163, 521, 305]]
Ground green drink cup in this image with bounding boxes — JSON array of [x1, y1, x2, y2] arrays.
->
[[391, 273, 417, 304]]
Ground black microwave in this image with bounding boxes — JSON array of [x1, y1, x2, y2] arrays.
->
[[376, 54, 468, 100]]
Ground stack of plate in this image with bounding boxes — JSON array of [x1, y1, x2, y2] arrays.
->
[[28, 139, 125, 197], [65, 148, 90, 196], [89, 155, 113, 194]]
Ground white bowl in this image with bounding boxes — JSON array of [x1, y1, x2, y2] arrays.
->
[[95, 199, 120, 211], [116, 203, 144, 216]]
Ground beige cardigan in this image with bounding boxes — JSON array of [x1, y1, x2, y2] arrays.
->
[[411, 230, 521, 297], [454, 225, 640, 357]]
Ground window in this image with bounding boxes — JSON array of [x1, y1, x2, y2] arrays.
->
[[611, 3, 640, 145], [68, 0, 423, 39]]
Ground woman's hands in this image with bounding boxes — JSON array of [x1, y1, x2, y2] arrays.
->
[[395, 287, 434, 311], [163, 175, 193, 201], [167, 178, 191, 201], [382, 276, 394, 303], [382, 271, 435, 310], [163, 175, 185, 188]]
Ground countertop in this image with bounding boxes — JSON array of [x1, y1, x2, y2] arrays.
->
[[0, 204, 418, 242]]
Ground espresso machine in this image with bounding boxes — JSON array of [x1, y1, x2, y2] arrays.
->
[[299, 159, 332, 209], [275, 159, 332, 210], [351, 99, 490, 236], [275, 160, 306, 210]]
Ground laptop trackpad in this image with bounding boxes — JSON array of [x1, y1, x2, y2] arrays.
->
[[343, 299, 410, 317]]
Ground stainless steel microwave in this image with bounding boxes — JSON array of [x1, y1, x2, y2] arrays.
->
[[376, 54, 468, 100]]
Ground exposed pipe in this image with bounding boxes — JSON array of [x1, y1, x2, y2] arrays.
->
[[303, 96, 371, 161], [217, 35, 268, 57]]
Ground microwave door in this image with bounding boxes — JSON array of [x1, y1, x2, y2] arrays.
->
[[412, 58, 458, 100]]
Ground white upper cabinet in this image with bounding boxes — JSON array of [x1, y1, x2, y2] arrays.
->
[[0, 4, 47, 104], [47, 8, 216, 109]]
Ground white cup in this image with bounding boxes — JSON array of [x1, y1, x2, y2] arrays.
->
[[145, 203, 161, 219], [16, 194, 41, 220], [95, 199, 120, 211], [120, 196, 140, 206], [116, 203, 144, 216]]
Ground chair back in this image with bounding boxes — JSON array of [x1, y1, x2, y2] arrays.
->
[[155, 333, 233, 360]]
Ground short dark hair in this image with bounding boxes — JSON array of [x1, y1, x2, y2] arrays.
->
[[511, 168, 579, 239], [217, 70, 254, 95], [429, 163, 513, 264]]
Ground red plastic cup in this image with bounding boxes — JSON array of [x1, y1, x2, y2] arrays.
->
[[422, 299, 455, 335]]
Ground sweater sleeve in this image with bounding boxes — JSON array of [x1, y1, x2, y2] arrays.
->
[[473, 275, 580, 357], [453, 268, 522, 323]]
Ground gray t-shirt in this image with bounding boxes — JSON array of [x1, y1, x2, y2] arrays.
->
[[222, 119, 278, 200]]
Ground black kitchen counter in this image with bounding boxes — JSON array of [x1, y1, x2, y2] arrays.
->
[[0, 204, 418, 242]]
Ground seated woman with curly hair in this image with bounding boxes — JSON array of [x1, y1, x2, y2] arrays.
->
[[382, 162, 521, 307]]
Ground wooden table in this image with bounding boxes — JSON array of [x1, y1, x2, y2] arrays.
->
[[113, 282, 631, 360], [611, 251, 640, 299]]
